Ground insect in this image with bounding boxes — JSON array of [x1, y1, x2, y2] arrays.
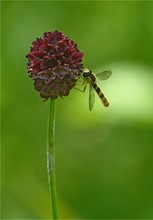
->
[[82, 68, 112, 111]]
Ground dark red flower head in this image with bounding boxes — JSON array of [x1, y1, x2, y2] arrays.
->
[[26, 30, 84, 100]]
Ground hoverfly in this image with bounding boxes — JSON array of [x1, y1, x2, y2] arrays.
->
[[82, 68, 112, 111]]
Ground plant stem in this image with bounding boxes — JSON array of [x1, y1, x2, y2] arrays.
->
[[47, 99, 58, 219]]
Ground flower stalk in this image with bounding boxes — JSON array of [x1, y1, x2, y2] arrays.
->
[[47, 99, 58, 219]]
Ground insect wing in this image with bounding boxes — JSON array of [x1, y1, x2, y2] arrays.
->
[[96, 70, 112, 80], [89, 84, 95, 111]]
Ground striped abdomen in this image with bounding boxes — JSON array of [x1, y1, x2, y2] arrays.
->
[[92, 82, 109, 107]]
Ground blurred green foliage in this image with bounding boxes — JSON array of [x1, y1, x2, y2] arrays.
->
[[1, 1, 153, 219]]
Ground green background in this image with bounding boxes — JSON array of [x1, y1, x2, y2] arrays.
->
[[2, 1, 153, 219]]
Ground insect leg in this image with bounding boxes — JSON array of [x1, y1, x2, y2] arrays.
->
[[74, 81, 88, 93]]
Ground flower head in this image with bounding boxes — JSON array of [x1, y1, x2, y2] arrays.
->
[[26, 30, 84, 100]]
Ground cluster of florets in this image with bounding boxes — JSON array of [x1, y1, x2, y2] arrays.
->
[[26, 30, 84, 99]]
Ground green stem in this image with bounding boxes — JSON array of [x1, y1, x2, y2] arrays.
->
[[47, 99, 58, 219]]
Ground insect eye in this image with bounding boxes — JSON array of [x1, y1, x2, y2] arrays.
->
[[83, 69, 91, 77], [83, 72, 88, 77]]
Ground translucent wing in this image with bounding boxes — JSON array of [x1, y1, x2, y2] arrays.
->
[[89, 84, 95, 111], [96, 70, 112, 80]]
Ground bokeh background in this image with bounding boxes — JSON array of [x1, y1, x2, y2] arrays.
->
[[1, 1, 153, 219]]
